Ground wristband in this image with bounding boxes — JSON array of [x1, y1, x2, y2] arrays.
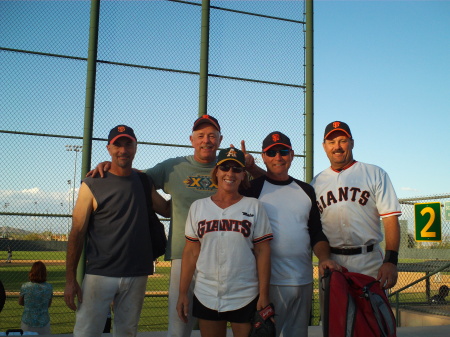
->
[[383, 250, 398, 265]]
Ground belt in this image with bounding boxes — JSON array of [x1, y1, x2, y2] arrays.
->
[[330, 244, 374, 255]]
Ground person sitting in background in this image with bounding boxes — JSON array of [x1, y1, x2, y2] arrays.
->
[[430, 285, 449, 305], [19, 261, 53, 335]]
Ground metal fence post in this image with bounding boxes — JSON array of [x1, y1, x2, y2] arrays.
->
[[198, 0, 211, 117]]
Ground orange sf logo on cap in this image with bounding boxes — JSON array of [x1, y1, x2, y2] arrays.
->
[[118, 126, 126, 133], [333, 122, 341, 129], [272, 134, 280, 142]]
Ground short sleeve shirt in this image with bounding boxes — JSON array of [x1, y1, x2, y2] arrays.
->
[[185, 196, 273, 312], [20, 282, 53, 327]]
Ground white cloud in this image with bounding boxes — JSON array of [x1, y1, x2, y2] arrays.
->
[[401, 187, 419, 192], [21, 187, 41, 194]]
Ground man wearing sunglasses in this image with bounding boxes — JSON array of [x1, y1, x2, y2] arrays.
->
[[241, 131, 339, 337]]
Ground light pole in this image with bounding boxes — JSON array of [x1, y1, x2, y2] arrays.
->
[[65, 145, 82, 212], [3, 203, 10, 238], [67, 179, 72, 238], [33, 201, 38, 229]]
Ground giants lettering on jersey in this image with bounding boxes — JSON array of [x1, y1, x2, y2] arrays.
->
[[316, 187, 370, 213], [197, 219, 252, 238]]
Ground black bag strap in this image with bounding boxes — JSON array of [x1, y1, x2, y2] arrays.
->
[[321, 268, 331, 337], [363, 283, 395, 337], [137, 171, 154, 225]]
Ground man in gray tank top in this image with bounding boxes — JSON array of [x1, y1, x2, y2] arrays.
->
[[64, 125, 171, 337]]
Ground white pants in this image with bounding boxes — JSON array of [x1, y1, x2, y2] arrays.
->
[[73, 274, 148, 337], [331, 244, 384, 279], [270, 283, 313, 337], [167, 259, 197, 337]]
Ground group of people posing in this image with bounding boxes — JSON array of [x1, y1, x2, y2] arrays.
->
[[63, 115, 402, 337]]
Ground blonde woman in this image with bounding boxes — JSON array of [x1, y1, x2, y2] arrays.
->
[[177, 147, 273, 337]]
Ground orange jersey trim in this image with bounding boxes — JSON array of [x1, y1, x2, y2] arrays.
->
[[330, 160, 357, 173], [380, 211, 402, 217]]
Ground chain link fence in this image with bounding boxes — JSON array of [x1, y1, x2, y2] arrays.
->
[[387, 195, 450, 323], [2, 0, 448, 333], [1, 0, 307, 333]]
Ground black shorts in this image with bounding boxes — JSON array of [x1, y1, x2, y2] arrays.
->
[[192, 295, 257, 323]]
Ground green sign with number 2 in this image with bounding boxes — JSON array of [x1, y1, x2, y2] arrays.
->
[[414, 202, 441, 242]]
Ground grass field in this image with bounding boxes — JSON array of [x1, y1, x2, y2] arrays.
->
[[0, 251, 171, 334], [1, 252, 447, 333]]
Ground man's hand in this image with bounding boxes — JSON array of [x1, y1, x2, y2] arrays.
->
[[240, 140, 256, 170], [229, 140, 255, 169], [230, 140, 266, 179], [318, 259, 341, 277], [86, 161, 111, 178], [377, 262, 398, 289], [64, 280, 82, 311]]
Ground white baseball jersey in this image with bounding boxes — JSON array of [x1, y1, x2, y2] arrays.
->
[[242, 176, 328, 286], [311, 161, 401, 277], [185, 196, 273, 312], [311, 161, 401, 248]]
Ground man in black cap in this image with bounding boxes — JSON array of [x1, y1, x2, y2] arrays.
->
[[311, 121, 401, 289], [64, 125, 171, 337], [241, 131, 339, 337]]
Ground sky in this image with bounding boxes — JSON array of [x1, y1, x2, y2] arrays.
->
[[1, 0, 450, 234], [313, 0, 450, 199]]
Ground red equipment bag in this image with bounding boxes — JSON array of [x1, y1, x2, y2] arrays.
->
[[321, 267, 396, 337]]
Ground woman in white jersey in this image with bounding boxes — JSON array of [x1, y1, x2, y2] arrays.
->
[[177, 147, 273, 337]]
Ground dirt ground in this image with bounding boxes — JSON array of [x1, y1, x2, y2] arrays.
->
[[312, 267, 450, 293]]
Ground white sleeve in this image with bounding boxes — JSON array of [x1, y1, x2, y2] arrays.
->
[[185, 201, 199, 241], [375, 168, 402, 218], [252, 200, 273, 244]]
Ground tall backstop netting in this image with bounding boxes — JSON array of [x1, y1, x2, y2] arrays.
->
[[1, 0, 449, 333], [1, 0, 308, 333]]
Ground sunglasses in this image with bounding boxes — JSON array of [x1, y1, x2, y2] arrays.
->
[[218, 164, 245, 173], [264, 149, 290, 157]]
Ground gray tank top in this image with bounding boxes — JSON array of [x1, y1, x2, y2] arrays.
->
[[83, 171, 153, 276]]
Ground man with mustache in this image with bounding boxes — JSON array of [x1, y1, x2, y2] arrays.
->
[[311, 121, 401, 290]]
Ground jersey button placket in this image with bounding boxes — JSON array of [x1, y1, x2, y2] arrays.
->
[[217, 215, 227, 306]]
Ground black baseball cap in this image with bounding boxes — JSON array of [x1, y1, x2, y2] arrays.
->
[[324, 121, 352, 139], [216, 147, 245, 167], [192, 115, 221, 132], [262, 131, 292, 152], [108, 125, 137, 145]]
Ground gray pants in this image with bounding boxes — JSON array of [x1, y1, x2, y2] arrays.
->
[[270, 283, 313, 337]]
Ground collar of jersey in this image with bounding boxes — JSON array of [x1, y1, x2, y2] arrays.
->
[[264, 175, 294, 186], [331, 160, 357, 173]]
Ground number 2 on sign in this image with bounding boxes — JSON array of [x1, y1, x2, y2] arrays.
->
[[420, 207, 436, 238]]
